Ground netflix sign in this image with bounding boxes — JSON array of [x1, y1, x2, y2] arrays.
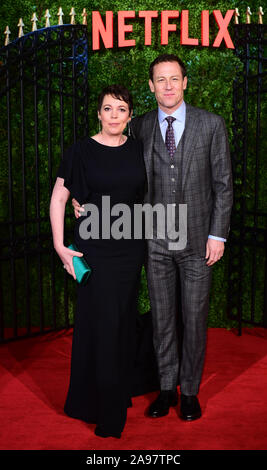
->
[[91, 10, 235, 50]]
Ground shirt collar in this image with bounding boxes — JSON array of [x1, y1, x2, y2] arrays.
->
[[158, 100, 186, 124]]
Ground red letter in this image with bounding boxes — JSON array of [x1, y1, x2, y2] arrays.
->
[[161, 11, 179, 45], [92, 11, 113, 50], [213, 10, 235, 49], [118, 11, 136, 48], [201, 10, 209, 46], [180, 10, 199, 46], [139, 11, 158, 46]]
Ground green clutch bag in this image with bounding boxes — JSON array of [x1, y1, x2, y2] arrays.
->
[[68, 243, 92, 285]]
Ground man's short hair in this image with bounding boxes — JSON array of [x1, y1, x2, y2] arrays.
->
[[149, 54, 187, 81]]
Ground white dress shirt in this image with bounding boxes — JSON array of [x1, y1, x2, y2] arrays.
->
[[157, 101, 226, 243]]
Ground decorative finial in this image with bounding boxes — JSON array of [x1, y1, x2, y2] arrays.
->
[[17, 18, 24, 38], [31, 13, 38, 32], [45, 9, 51, 28], [258, 7, 264, 24], [246, 7, 252, 24], [4, 26, 11, 46], [82, 8, 88, 25], [234, 8, 240, 24], [57, 7, 64, 25], [69, 7, 76, 25]]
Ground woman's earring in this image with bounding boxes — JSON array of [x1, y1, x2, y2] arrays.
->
[[128, 122, 131, 137], [98, 119, 101, 133]]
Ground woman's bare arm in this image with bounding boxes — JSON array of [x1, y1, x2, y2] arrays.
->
[[50, 177, 83, 279]]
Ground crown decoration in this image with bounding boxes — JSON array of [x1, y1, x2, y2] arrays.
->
[[234, 8, 240, 24], [246, 7, 252, 24], [4, 26, 11, 46], [70, 7, 76, 25], [82, 8, 88, 26], [57, 7, 64, 25], [17, 18, 24, 38], [31, 13, 38, 32], [45, 10, 51, 28], [258, 6, 264, 24], [2, 6, 265, 46]]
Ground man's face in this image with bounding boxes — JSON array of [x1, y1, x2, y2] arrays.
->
[[149, 61, 187, 114]]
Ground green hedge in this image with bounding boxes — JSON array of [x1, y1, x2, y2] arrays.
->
[[0, 0, 264, 328]]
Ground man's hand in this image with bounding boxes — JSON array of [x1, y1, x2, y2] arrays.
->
[[72, 198, 84, 218], [205, 238, 225, 266]]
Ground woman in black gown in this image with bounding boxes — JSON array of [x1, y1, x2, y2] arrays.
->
[[50, 85, 146, 438]]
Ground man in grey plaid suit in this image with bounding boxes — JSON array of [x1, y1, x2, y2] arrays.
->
[[130, 54, 233, 420], [72, 54, 233, 421]]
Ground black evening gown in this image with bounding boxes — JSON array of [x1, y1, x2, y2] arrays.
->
[[56, 136, 147, 435]]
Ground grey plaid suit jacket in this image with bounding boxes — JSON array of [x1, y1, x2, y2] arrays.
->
[[130, 103, 233, 256]]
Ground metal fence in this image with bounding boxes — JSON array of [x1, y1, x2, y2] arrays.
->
[[0, 23, 89, 342], [227, 22, 267, 334]]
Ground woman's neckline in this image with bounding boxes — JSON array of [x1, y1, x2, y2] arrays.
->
[[89, 136, 129, 149]]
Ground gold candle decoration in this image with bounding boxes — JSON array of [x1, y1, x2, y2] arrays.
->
[[234, 8, 240, 24], [45, 9, 51, 28], [31, 13, 38, 32], [246, 7, 252, 24], [258, 7, 264, 24], [57, 7, 64, 25], [82, 8, 88, 25], [17, 18, 24, 38], [70, 7, 76, 25], [4, 26, 11, 46]]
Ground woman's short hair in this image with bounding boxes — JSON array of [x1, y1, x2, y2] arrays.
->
[[97, 85, 133, 114]]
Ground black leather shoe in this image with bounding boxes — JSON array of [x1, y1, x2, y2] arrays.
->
[[94, 426, 121, 439], [180, 395, 201, 421], [147, 390, 178, 418]]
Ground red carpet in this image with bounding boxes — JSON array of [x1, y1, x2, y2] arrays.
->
[[0, 328, 267, 450]]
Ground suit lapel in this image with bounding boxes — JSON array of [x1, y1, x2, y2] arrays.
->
[[142, 110, 157, 170], [181, 104, 200, 190], [141, 110, 157, 195]]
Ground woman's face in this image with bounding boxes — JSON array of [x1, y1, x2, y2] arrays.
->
[[98, 94, 131, 137]]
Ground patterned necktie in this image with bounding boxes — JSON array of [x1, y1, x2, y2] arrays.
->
[[165, 116, 176, 158]]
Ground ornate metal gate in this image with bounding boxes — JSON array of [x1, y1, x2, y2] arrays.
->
[[0, 17, 89, 342], [227, 20, 267, 334]]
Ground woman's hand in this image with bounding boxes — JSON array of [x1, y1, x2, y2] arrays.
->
[[72, 198, 85, 218], [56, 245, 84, 280]]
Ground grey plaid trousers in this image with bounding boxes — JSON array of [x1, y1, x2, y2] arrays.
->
[[146, 238, 213, 395]]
